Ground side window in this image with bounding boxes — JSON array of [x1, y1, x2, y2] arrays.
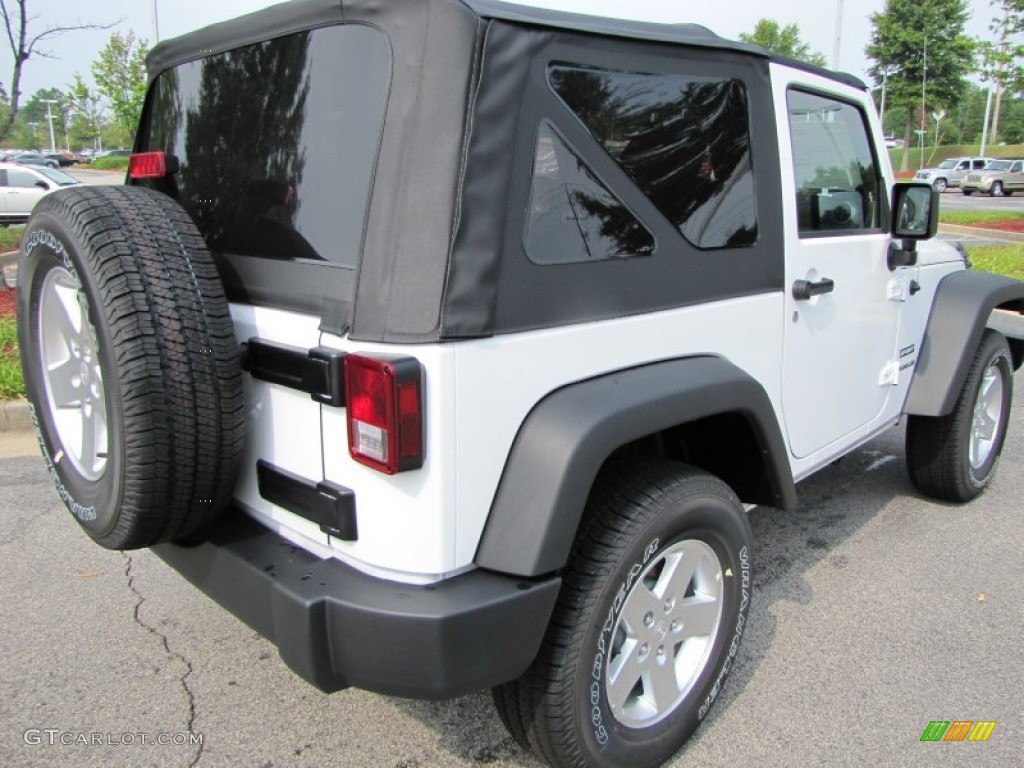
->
[[973, 160, 987, 170], [1012, 162, 1023, 173], [957, 162, 969, 171], [525, 123, 654, 265], [787, 90, 882, 236], [7, 169, 40, 188], [548, 65, 757, 249]]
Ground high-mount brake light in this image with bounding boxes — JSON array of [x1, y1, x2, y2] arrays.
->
[[128, 151, 168, 179], [344, 354, 424, 474]]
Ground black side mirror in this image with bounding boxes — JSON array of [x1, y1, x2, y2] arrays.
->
[[888, 182, 939, 270], [34, 180, 49, 190]]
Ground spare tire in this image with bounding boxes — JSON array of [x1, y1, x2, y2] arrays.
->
[[17, 185, 244, 549]]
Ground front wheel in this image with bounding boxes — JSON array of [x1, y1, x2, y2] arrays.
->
[[990, 181, 1005, 197], [906, 330, 1013, 502], [493, 462, 752, 768], [934, 178, 948, 193]]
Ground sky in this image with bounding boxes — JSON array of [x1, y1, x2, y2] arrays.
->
[[16, 0, 1000, 99]]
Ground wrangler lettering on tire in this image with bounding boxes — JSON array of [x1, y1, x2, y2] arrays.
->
[[18, 186, 244, 549], [493, 462, 753, 768]]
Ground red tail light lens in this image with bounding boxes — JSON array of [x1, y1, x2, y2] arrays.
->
[[128, 151, 168, 179], [344, 354, 424, 474]]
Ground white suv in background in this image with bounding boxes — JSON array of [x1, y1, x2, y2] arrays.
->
[[915, 156, 994, 192]]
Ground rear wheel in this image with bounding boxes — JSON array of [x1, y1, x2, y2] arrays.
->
[[493, 461, 752, 768], [17, 185, 245, 549], [906, 331, 1013, 502]]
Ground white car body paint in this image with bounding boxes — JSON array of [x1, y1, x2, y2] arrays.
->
[[226, 64, 969, 586]]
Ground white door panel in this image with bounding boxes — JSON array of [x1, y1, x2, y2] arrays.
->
[[774, 69, 905, 460]]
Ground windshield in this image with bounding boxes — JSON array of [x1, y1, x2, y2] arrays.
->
[[937, 160, 958, 169], [37, 167, 79, 186], [984, 160, 1012, 171]]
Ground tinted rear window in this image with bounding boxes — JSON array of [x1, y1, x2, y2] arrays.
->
[[141, 25, 389, 268]]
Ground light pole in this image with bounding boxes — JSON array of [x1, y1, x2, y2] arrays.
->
[[151, 0, 160, 43], [41, 99, 58, 153], [832, 0, 845, 69], [878, 65, 891, 131]]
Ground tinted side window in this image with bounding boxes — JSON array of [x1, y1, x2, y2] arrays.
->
[[549, 65, 757, 249], [787, 90, 882, 236], [525, 124, 654, 265], [143, 25, 389, 268], [972, 160, 985, 169]]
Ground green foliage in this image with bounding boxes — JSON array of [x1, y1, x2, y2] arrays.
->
[[0, 225, 23, 252], [66, 74, 104, 150], [939, 210, 1024, 225], [92, 31, 149, 138], [0, 316, 23, 400], [739, 19, 828, 67], [90, 156, 129, 170], [968, 244, 1024, 281], [867, 0, 975, 170]]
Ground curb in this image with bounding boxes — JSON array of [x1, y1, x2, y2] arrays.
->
[[1, 248, 17, 288], [939, 223, 1024, 244], [0, 399, 31, 433]]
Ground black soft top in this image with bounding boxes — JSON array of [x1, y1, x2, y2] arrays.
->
[[148, 0, 864, 89], [142, 0, 864, 342]]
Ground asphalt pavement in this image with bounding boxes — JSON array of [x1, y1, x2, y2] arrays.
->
[[1, 393, 1022, 767]]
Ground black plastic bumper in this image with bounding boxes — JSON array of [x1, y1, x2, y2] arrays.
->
[[152, 514, 561, 698]]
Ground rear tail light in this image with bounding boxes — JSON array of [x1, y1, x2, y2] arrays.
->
[[129, 151, 175, 179], [344, 354, 424, 474]]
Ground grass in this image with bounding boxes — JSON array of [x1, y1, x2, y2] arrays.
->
[[967, 244, 1024, 281], [939, 210, 1024, 226], [0, 315, 24, 400], [0, 225, 24, 252], [89, 156, 129, 171]]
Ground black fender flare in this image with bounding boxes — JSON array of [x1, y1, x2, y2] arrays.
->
[[904, 270, 1024, 417], [474, 356, 796, 578]]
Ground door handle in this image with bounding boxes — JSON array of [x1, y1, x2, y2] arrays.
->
[[792, 278, 835, 301]]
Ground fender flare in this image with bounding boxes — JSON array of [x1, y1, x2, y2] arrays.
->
[[904, 270, 1024, 417], [474, 356, 796, 578]]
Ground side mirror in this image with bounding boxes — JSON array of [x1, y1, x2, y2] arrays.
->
[[888, 183, 939, 270], [34, 180, 49, 190]]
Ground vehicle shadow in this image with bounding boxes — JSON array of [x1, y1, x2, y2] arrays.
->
[[391, 425, 915, 766]]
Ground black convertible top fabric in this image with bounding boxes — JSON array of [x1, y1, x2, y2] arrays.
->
[[144, 0, 864, 342]]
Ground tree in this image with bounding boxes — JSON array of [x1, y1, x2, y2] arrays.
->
[[739, 19, 828, 67], [866, 0, 975, 170], [66, 73, 104, 150], [0, 0, 116, 142], [92, 31, 148, 138], [977, 0, 1024, 145]]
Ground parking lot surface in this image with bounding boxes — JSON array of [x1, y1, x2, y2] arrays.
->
[[2, 392, 1022, 767]]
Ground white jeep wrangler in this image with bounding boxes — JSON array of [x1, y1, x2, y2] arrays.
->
[[16, 1, 1024, 766]]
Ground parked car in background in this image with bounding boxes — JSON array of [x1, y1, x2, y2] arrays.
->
[[961, 158, 1024, 197], [0, 162, 80, 225], [11, 152, 59, 169], [914, 157, 993, 193], [44, 151, 76, 168], [95, 149, 131, 158]]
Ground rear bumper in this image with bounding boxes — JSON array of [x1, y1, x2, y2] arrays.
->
[[152, 513, 560, 698]]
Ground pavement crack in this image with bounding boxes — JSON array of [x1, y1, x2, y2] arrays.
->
[[121, 553, 205, 767]]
